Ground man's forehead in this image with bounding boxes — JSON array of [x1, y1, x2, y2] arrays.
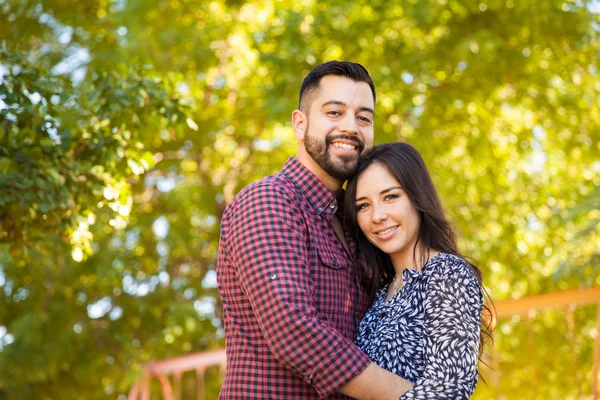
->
[[315, 75, 374, 106], [318, 75, 372, 92]]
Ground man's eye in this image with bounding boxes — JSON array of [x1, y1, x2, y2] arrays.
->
[[358, 116, 372, 123]]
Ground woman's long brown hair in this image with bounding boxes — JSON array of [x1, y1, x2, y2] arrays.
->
[[344, 142, 494, 359]]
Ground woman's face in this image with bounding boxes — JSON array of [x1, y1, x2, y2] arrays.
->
[[355, 163, 421, 260]]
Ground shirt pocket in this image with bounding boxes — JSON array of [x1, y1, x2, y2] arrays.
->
[[314, 238, 352, 316], [318, 246, 347, 269]]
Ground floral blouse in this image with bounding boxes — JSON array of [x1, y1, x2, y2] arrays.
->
[[355, 253, 483, 399]]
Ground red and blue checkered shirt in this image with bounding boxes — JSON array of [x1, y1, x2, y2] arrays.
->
[[217, 157, 372, 399]]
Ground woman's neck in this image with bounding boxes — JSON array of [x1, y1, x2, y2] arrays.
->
[[390, 245, 438, 280]]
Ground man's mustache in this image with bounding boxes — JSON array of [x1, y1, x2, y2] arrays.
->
[[326, 135, 365, 152]]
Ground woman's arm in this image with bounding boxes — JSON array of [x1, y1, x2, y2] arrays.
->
[[399, 260, 483, 400]]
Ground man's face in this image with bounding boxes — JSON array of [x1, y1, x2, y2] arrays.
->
[[303, 75, 375, 181]]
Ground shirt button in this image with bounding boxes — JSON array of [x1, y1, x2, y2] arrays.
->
[[329, 202, 336, 209], [317, 207, 323, 212]]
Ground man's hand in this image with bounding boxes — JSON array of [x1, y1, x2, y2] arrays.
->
[[339, 362, 413, 400]]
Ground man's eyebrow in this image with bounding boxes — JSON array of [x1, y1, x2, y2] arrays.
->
[[321, 100, 375, 115], [321, 100, 347, 108], [358, 106, 375, 115], [355, 186, 402, 202]]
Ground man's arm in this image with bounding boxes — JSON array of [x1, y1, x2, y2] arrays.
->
[[225, 182, 373, 397], [340, 363, 413, 400], [226, 182, 414, 399]]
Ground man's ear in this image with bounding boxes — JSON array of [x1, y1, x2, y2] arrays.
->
[[292, 110, 307, 140]]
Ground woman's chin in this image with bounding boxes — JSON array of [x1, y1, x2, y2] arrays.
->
[[369, 240, 398, 256]]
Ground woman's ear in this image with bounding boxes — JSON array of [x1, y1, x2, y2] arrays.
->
[[292, 110, 307, 140]]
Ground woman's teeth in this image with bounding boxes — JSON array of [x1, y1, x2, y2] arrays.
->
[[377, 226, 398, 235]]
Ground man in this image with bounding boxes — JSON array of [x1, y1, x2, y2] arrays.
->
[[216, 61, 412, 399]]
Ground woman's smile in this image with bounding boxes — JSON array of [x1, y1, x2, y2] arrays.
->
[[373, 225, 400, 239]]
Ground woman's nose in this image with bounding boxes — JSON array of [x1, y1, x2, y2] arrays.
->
[[372, 205, 388, 223]]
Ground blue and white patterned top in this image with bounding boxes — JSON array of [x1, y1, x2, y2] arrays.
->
[[355, 253, 483, 399]]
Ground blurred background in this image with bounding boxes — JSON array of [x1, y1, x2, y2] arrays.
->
[[1, 0, 599, 398]]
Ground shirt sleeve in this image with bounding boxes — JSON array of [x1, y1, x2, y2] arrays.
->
[[400, 261, 482, 400], [224, 182, 371, 398]]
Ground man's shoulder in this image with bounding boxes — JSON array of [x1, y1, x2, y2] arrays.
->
[[227, 171, 299, 212]]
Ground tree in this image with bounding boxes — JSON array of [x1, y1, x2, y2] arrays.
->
[[1, 0, 599, 398]]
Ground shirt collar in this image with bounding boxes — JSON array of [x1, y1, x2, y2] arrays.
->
[[402, 268, 420, 285], [401, 253, 443, 284], [281, 157, 339, 215]]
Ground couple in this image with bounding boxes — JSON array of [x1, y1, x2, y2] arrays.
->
[[216, 61, 488, 399]]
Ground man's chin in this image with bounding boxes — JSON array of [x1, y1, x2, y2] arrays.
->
[[333, 153, 360, 168], [337, 153, 360, 163], [325, 159, 359, 180]]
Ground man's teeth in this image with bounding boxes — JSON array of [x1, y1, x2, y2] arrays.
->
[[333, 142, 356, 150], [377, 226, 398, 235]]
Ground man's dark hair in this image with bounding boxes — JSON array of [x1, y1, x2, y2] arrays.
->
[[298, 61, 376, 114]]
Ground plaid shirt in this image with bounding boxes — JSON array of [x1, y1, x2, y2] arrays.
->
[[217, 157, 371, 399]]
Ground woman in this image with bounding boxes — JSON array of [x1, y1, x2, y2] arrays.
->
[[345, 142, 492, 399]]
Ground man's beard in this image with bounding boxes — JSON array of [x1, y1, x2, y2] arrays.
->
[[304, 126, 365, 181]]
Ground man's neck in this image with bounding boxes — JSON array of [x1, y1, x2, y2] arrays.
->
[[295, 151, 343, 193]]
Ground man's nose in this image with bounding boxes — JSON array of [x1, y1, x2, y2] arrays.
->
[[339, 113, 359, 135]]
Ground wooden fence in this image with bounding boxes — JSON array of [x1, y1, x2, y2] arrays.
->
[[128, 286, 600, 399]]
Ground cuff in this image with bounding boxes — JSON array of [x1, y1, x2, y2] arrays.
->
[[308, 342, 372, 398]]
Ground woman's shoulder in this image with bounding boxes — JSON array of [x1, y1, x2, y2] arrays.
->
[[424, 253, 483, 312], [425, 252, 480, 287]]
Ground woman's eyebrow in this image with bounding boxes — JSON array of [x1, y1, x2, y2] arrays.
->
[[355, 186, 402, 202]]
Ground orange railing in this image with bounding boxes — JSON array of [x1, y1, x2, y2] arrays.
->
[[491, 286, 600, 398], [127, 349, 226, 400], [128, 286, 600, 400]]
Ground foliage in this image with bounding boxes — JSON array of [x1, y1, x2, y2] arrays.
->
[[1, 0, 599, 398]]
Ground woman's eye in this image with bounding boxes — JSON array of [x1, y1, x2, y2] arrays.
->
[[384, 194, 398, 201], [356, 203, 369, 211]]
